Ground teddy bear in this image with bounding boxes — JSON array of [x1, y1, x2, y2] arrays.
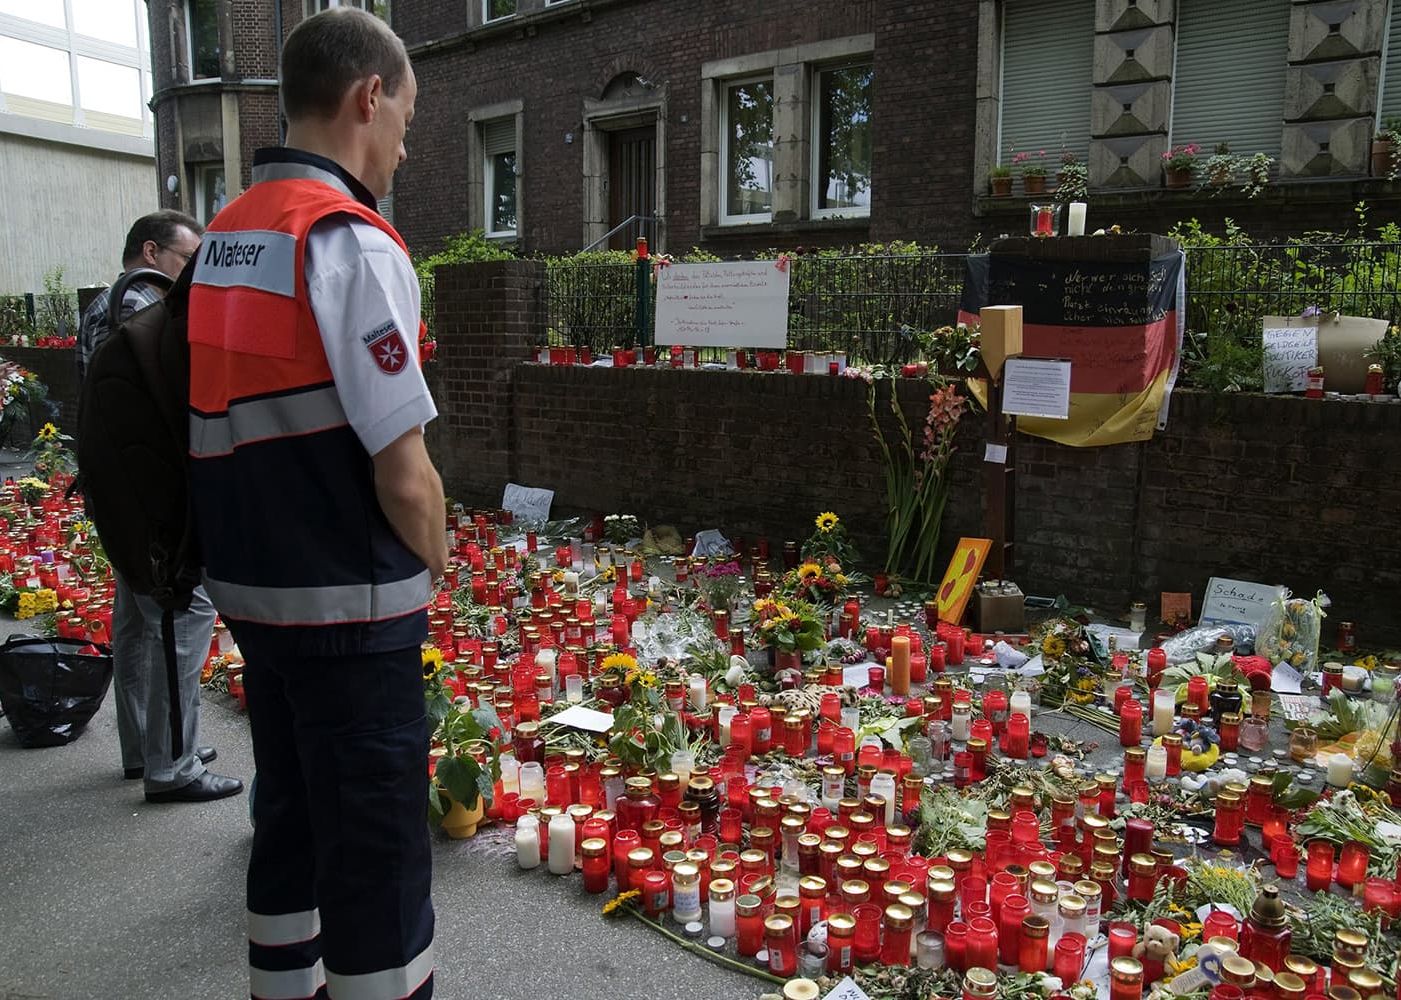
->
[[1132, 922, 1181, 984]]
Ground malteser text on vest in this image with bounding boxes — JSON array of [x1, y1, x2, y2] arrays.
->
[[204, 239, 268, 269]]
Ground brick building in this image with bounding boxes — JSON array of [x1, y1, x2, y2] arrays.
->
[[150, 0, 1401, 254]]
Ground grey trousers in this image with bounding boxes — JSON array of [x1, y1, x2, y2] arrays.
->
[[111, 575, 217, 791]]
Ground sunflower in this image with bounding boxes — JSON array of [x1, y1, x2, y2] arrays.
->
[[1041, 635, 1067, 659], [797, 561, 823, 581], [421, 645, 445, 679], [602, 889, 640, 915], [1354, 654, 1379, 671], [36, 422, 58, 442], [815, 512, 839, 533], [638, 671, 658, 688], [600, 652, 638, 674]]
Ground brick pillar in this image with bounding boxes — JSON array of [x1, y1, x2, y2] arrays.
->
[[1090, 0, 1175, 189], [1281, 0, 1388, 177], [423, 260, 543, 506]]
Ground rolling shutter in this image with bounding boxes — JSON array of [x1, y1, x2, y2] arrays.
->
[[1000, 0, 1094, 167], [1382, 1, 1401, 123], [1171, 0, 1289, 157], [483, 117, 515, 157]]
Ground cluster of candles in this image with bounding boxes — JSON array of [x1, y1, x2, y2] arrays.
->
[[535, 343, 852, 376]]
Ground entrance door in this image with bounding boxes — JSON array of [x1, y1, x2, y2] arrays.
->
[[607, 126, 657, 250]]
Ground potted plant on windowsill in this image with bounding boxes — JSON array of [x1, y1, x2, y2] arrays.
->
[[989, 163, 1013, 197], [1372, 119, 1400, 180], [1206, 143, 1234, 187], [1014, 149, 1048, 195], [1055, 149, 1088, 202], [1162, 144, 1200, 189]]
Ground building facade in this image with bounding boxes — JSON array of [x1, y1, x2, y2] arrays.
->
[[147, 0, 1401, 259], [0, 0, 159, 293]]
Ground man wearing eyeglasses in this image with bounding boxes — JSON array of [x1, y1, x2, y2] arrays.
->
[[77, 208, 243, 803]]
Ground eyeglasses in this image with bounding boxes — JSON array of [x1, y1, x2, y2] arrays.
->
[[159, 244, 195, 263]]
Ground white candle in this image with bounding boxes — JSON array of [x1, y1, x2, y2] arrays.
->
[[670, 751, 694, 792], [870, 772, 897, 826], [565, 674, 584, 703], [841, 706, 861, 732], [518, 762, 545, 804], [1067, 201, 1087, 237], [535, 648, 557, 685], [717, 705, 735, 746], [709, 892, 736, 938], [515, 817, 541, 869], [951, 705, 971, 742], [1327, 752, 1353, 787], [689, 676, 708, 711], [547, 813, 576, 874], [562, 570, 580, 597], [1152, 688, 1176, 736], [498, 753, 520, 795], [1010, 690, 1032, 720], [1145, 744, 1168, 781]]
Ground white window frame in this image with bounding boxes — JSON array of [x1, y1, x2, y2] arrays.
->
[[184, 0, 219, 80], [482, 118, 518, 239], [810, 60, 874, 220], [483, 0, 516, 23], [718, 74, 776, 225], [544, 0, 576, 5], [192, 162, 226, 225], [304, 0, 390, 18]]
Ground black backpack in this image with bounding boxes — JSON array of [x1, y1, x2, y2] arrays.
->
[[75, 263, 200, 757]]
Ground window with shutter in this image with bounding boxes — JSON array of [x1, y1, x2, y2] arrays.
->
[[1381, 1, 1401, 124], [482, 118, 517, 237], [1171, 0, 1289, 157], [999, 0, 1094, 168]]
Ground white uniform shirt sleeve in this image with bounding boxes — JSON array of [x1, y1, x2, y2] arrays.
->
[[305, 216, 438, 456]]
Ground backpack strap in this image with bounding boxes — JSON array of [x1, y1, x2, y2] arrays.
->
[[106, 267, 173, 331]]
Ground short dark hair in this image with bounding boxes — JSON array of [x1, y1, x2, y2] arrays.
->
[[122, 209, 204, 267], [281, 8, 409, 122]]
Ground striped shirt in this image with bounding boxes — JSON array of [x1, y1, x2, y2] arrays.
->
[[75, 277, 165, 383]]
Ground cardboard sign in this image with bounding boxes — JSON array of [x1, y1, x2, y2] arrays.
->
[[936, 538, 992, 624], [654, 261, 790, 348], [502, 483, 554, 524], [1199, 576, 1284, 629], [1261, 324, 1317, 393], [1001, 357, 1072, 419], [1265, 313, 1390, 393]]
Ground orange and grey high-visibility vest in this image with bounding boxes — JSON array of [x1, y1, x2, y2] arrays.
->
[[187, 157, 429, 656]]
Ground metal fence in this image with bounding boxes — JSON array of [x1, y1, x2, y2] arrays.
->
[[545, 242, 1401, 366], [0, 292, 80, 341]]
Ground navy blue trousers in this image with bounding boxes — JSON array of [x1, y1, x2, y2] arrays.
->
[[240, 643, 434, 1000]]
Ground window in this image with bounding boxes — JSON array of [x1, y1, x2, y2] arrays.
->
[[77, 58, 143, 121], [999, 0, 1093, 168], [0, 0, 65, 29], [304, 0, 390, 19], [1380, 4, 1401, 124], [186, 0, 220, 80], [813, 63, 873, 217], [1171, 0, 1289, 158], [482, 118, 517, 237], [484, 0, 516, 22], [71, 0, 139, 46], [721, 77, 774, 223], [193, 164, 227, 225], [0, 37, 73, 106]]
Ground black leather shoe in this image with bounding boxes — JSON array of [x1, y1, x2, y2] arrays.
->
[[125, 746, 217, 780], [145, 772, 244, 803]]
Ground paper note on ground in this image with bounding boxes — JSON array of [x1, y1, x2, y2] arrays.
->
[[1262, 325, 1317, 393], [842, 665, 872, 689], [1271, 661, 1304, 694], [1276, 693, 1317, 722], [1001, 357, 1072, 419], [823, 977, 873, 1000], [541, 705, 614, 733], [501, 482, 554, 524]]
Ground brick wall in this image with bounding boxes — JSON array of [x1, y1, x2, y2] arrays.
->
[[2, 347, 81, 435], [426, 260, 1401, 645]]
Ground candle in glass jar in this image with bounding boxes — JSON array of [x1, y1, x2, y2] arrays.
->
[[1111, 956, 1145, 1000], [890, 635, 911, 696], [1327, 753, 1353, 788], [1067, 201, 1087, 237], [515, 816, 541, 869], [547, 812, 576, 874], [709, 878, 737, 937], [1145, 745, 1167, 781], [1152, 688, 1176, 735]]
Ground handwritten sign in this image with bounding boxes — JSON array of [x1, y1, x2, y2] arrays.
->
[[1002, 357, 1072, 419], [1199, 576, 1284, 629], [1262, 325, 1317, 393], [654, 261, 790, 348], [823, 977, 874, 1000], [502, 482, 554, 524]]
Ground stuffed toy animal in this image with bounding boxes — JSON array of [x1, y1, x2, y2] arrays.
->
[[1132, 921, 1181, 984]]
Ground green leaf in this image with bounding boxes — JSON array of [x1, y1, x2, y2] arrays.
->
[[435, 755, 482, 810]]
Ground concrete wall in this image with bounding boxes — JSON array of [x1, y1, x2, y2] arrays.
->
[[425, 259, 1401, 645], [0, 133, 157, 294]]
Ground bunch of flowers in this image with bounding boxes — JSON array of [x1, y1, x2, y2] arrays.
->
[[1162, 143, 1201, 173], [603, 513, 641, 545], [749, 597, 826, 654], [27, 422, 75, 481], [778, 557, 850, 606], [16, 587, 57, 620], [695, 559, 743, 612], [599, 650, 651, 688], [801, 510, 861, 569], [1012, 148, 1047, 178], [16, 476, 49, 504]]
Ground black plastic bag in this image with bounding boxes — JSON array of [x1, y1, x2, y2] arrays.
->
[[0, 635, 113, 748]]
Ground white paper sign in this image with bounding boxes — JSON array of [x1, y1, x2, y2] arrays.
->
[[1271, 661, 1304, 694], [1199, 576, 1284, 628], [1262, 325, 1317, 393], [501, 482, 554, 524], [1001, 357, 1072, 419], [842, 665, 872, 689], [540, 705, 615, 733], [984, 442, 1008, 464], [823, 977, 873, 1000], [654, 261, 790, 348]]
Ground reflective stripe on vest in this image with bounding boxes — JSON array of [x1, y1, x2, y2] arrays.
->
[[190, 384, 347, 458], [323, 945, 433, 1000], [203, 570, 431, 627]]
